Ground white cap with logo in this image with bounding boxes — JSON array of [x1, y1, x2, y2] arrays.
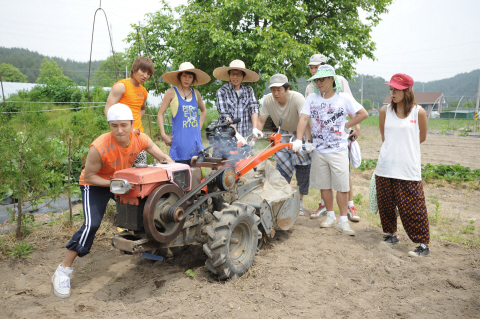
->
[[107, 103, 134, 122], [308, 54, 328, 66]]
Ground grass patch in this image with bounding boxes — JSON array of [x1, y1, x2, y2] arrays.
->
[[0, 204, 115, 260]]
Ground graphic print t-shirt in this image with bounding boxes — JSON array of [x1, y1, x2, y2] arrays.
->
[[79, 132, 149, 185], [300, 92, 363, 154]]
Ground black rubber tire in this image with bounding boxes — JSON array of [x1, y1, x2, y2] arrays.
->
[[203, 202, 261, 280]]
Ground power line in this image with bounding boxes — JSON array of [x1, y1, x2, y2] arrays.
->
[[1, 104, 104, 113]]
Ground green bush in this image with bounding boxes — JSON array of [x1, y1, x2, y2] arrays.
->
[[8, 240, 34, 258], [41, 78, 78, 102], [422, 163, 480, 184], [203, 108, 219, 130], [70, 88, 86, 111]]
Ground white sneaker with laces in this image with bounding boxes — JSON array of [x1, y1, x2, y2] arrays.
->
[[52, 265, 73, 298], [320, 215, 336, 228], [299, 199, 305, 216], [336, 221, 356, 236]]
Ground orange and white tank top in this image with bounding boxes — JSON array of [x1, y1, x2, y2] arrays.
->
[[116, 78, 148, 132], [79, 132, 149, 185]]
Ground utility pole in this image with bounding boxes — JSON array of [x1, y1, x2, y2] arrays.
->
[[475, 73, 480, 117], [360, 75, 364, 106]]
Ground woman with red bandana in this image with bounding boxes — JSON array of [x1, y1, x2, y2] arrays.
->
[[375, 73, 430, 257]]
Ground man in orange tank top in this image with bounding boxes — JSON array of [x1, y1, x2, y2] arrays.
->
[[105, 57, 154, 165], [52, 104, 173, 299]]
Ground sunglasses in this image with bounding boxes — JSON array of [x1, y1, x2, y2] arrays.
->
[[314, 77, 330, 83]]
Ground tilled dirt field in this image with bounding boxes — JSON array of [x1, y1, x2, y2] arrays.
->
[[0, 129, 479, 319]]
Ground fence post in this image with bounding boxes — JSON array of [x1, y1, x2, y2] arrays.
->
[[16, 154, 24, 239], [0, 71, 6, 114], [68, 137, 73, 225]]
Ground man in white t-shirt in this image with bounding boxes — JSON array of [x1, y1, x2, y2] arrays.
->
[[294, 65, 368, 235], [305, 54, 361, 223], [256, 74, 313, 215]]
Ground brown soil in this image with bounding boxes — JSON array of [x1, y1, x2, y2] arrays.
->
[[1, 130, 479, 319]]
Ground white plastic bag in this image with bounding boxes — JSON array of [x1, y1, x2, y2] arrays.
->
[[349, 140, 362, 168]]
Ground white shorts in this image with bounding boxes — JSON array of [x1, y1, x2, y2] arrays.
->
[[310, 148, 350, 192]]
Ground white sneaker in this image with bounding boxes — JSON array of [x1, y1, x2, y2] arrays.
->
[[299, 199, 305, 216], [336, 221, 355, 236], [320, 215, 336, 228], [52, 265, 73, 298]]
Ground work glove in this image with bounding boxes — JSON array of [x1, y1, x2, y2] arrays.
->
[[304, 142, 315, 153], [252, 128, 264, 138], [292, 139, 303, 153], [235, 132, 248, 145]]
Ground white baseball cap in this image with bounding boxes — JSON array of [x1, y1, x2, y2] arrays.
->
[[268, 74, 288, 88], [107, 103, 134, 122], [307, 54, 328, 66]]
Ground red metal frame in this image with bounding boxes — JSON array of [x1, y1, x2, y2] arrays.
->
[[112, 132, 291, 204], [234, 133, 291, 179]]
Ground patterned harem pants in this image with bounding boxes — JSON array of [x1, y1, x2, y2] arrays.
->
[[375, 175, 430, 244], [277, 164, 311, 195]]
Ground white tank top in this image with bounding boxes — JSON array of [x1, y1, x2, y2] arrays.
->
[[375, 104, 422, 181]]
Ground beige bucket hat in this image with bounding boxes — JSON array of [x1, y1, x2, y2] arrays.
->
[[213, 59, 260, 83], [161, 62, 211, 86]]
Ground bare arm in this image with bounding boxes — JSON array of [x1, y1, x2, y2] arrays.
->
[[305, 121, 312, 141], [256, 115, 268, 131], [157, 88, 175, 146], [195, 89, 207, 128], [105, 83, 126, 117], [83, 146, 110, 187], [379, 106, 386, 142], [145, 137, 174, 163], [418, 107, 428, 143], [296, 114, 310, 141], [347, 113, 361, 140], [345, 108, 368, 130], [251, 113, 259, 130]]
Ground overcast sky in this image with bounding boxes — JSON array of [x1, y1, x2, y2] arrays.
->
[[1, 0, 479, 83]]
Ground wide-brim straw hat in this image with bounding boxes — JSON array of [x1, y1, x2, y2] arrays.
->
[[213, 59, 260, 83], [161, 62, 211, 86]]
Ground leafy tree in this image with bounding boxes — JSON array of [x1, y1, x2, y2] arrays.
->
[[362, 98, 372, 110], [0, 63, 28, 82], [36, 57, 70, 84], [125, 0, 393, 100], [0, 108, 64, 238], [463, 100, 475, 108], [93, 53, 130, 87]]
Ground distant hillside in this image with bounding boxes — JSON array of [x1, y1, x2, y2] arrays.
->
[[415, 69, 480, 104], [0, 47, 102, 85]]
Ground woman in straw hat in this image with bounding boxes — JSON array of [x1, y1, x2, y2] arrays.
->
[[213, 59, 263, 144], [158, 62, 211, 165]]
